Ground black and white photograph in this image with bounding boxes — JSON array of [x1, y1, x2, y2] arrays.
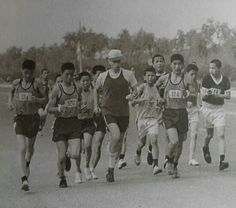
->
[[1, 0, 236, 208]]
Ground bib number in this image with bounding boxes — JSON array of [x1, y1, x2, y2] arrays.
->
[[64, 99, 77, 108], [19, 92, 32, 101], [168, 90, 182, 98]]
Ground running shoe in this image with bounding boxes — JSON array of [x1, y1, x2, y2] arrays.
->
[[203, 146, 212, 163], [188, 159, 200, 166], [118, 159, 127, 169], [106, 168, 114, 182], [134, 154, 141, 166], [219, 162, 229, 171], [21, 176, 29, 191], [59, 176, 67, 188], [91, 170, 98, 180], [84, 168, 92, 180], [153, 166, 163, 175], [172, 167, 180, 179], [74, 172, 82, 184]]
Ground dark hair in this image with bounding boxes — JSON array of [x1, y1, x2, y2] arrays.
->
[[170, 54, 184, 63], [152, 54, 165, 63], [210, 59, 222, 69], [92, 65, 106, 75], [78, 71, 91, 81], [144, 66, 156, 75], [41, 68, 49, 74], [22, 59, 35, 71], [61, 62, 75, 73], [185, 64, 199, 73]]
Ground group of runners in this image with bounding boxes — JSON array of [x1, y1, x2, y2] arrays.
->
[[8, 49, 231, 191]]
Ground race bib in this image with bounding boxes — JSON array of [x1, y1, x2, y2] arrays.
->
[[224, 90, 230, 96], [18, 92, 32, 101], [64, 99, 77, 108], [168, 90, 182, 98], [210, 88, 221, 95]]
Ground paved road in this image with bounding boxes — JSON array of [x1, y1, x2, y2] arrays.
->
[[1, 87, 236, 208]]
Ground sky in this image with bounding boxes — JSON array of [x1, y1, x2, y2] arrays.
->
[[1, 0, 236, 52]]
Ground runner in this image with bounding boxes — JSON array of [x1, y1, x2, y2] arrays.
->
[[47, 62, 82, 188], [156, 54, 188, 178], [201, 59, 231, 170], [94, 49, 137, 182], [76, 71, 96, 182], [184, 63, 201, 166], [8, 59, 48, 191], [131, 67, 164, 174]]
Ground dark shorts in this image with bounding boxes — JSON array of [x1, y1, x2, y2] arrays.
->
[[52, 117, 81, 142], [93, 113, 107, 134], [14, 114, 40, 138], [79, 118, 96, 137], [162, 108, 188, 134], [104, 115, 129, 133]]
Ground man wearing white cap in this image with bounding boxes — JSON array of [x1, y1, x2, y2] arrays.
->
[[94, 49, 137, 182]]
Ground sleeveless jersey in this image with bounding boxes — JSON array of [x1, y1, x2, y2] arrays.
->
[[56, 83, 81, 118], [13, 79, 40, 115], [102, 70, 130, 116], [164, 74, 187, 109], [136, 83, 162, 119]]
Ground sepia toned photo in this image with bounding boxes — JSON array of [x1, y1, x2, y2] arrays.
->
[[1, 1, 236, 208]]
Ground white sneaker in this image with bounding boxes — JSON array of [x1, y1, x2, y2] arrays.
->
[[188, 159, 200, 166], [153, 166, 163, 175], [91, 171, 98, 180], [134, 154, 141, 166], [74, 172, 82, 184], [118, 159, 127, 169], [84, 168, 92, 180]]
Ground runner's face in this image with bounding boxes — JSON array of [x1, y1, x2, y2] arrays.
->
[[62, 69, 74, 84], [171, 60, 183, 75], [108, 59, 121, 70], [22, 68, 34, 82], [145, 71, 156, 85], [153, 57, 165, 73], [80, 75, 91, 90], [41, 70, 49, 80], [187, 70, 197, 83], [209, 63, 220, 77]]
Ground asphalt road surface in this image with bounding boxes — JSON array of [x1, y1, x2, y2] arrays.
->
[[1, 87, 236, 208]]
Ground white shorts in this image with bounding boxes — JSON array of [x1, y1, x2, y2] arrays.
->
[[200, 105, 225, 128], [137, 118, 159, 139], [187, 106, 199, 123]]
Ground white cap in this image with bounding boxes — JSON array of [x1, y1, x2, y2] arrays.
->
[[107, 49, 123, 61]]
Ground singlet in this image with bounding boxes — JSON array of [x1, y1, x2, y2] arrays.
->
[[202, 74, 230, 106], [164, 74, 187, 109], [136, 83, 162, 119], [78, 87, 94, 119], [13, 78, 40, 115], [56, 82, 81, 118], [102, 70, 130, 116]]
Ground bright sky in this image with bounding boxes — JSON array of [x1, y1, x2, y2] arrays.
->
[[1, 0, 236, 52]]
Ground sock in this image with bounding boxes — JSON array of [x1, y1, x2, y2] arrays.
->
[[21, 176, 27, 182], [153, 159, 158, 166], [148, 145, 152, 152], [220, 155, 225, 163], [26, 161, 30, 167], [119, 154, 125, 160], [136, 149, 141, 156]]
